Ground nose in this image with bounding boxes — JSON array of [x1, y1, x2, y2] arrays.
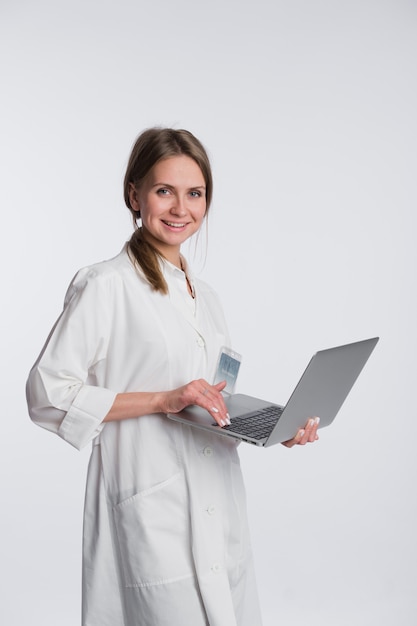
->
[[170, 194, 188, 216]]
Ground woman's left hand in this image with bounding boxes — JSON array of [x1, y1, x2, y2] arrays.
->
[[281, 417, 320, 448]]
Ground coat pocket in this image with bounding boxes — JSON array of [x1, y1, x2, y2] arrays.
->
[[113, 471, 194, 587]]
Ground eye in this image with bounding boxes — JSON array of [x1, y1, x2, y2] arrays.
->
[[157, 188, 170, 196], [189, 190, 202, 198]]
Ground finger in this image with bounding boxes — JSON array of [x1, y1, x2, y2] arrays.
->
[[205, 396, 230, 427], [295, 428, 306, 445], [197, 383, 230, 427], [212, 393, 231, 427], [210, 405, 230, 427], [282, 427, 305, 448], [296, 421, 311, 445], [296, 418, 314, 445], [307, 417, 320, 442], [300, 417, 320, 445]]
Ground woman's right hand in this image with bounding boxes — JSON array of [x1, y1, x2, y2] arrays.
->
[[158, 379, 231, 427], [104, 380, 231, 426]]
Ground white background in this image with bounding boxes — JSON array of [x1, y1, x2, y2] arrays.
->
[[1, 1, 416, 624]]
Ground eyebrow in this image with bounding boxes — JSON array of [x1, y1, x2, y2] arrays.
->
[[151, 182, 206, 190]]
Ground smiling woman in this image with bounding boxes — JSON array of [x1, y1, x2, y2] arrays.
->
[[125, 127, 213, 295], [26, 127, 318, 626]]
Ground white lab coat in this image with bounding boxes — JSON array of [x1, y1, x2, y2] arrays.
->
[[27, 246, 263, 626]]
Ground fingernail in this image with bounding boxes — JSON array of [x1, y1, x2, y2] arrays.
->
[[220, 419, 226, 427], [315, 417, 320, 425], [298, 429, 305, 437], [226, 417, 231, 425], [309, 418, 315, 427], [211, 407, 219, 413]]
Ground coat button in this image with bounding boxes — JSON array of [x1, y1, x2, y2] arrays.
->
[[207, 505, 216, 515], [196, 336, 205, 347], [211, 563, 222, 573], [203, 446, 213, 457]]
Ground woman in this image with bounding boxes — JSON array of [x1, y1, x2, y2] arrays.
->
[[27, 128, 319, 626]]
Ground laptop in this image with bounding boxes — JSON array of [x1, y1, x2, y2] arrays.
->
[[167, 337, 379, 447]]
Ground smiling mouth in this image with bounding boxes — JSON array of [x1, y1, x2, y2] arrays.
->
[[162, 221, 187, 228]]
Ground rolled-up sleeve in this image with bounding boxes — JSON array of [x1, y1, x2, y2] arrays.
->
[[26, 267, 118, 450]]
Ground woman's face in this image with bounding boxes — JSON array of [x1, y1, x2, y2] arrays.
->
[[129, 155, 207, 266]]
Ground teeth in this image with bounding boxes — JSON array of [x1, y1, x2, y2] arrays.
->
[[165, 222, 186, 228]]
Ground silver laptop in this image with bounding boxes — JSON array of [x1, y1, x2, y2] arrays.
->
[[167, 337, 379, 447]]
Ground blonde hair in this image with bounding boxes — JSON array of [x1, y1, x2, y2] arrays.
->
[[124, 128, 213, 294]]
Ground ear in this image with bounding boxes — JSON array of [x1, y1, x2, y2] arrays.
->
[[128, 183, 141, 215]]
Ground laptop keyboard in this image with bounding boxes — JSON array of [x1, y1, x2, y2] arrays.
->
[[222, 405, 284, 440]]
